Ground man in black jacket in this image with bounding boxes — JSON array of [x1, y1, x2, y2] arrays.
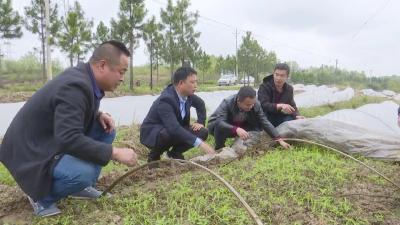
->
[[0, 41, 138, 217], [258, 63, 305, 127], [208, 86, 290, 150], [140, 67, 215, 162]]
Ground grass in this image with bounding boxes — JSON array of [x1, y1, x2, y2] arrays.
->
[[1, 95, 399, 224], [299, 95, 387, 118], [0, 163, 15, 186], [23, 146, 400, 224]]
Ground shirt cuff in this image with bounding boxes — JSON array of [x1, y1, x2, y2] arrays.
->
[[193, 138, 202, 147]]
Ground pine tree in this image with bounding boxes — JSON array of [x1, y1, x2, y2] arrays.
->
[[111, 0, 147, 90], [58, 1, 93, 67], [24, 0, 61, 80]]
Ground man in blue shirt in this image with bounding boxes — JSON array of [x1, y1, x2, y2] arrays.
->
[[140, 67, 216, 162]]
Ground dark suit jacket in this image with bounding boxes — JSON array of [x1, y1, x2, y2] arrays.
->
[[207, 94, 280, 138], [258, 74, 299, 116], [140, 84, 206, 148], [0, 63, 112, 200]]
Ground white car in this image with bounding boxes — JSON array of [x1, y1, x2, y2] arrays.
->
[[240, 76, 255, 85], [217, 74, 238, 86]]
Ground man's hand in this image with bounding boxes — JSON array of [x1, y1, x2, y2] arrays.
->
[[277, 139, 291, 149], [277, 104, 295, 114], [199, 142, 216, 155], [296, 115, 305, 120], [111, 147, 138, 167], [191, 122, 204, 132], [99, 112, 115, 133], [236, 127, 250, 140]]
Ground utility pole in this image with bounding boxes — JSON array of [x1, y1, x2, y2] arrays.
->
[[0, 45, 3, 71], [335, 59, 338, 73], [334, 59, 338, 85], [44, 0, 52, 81], [235, 28, 238, 78]]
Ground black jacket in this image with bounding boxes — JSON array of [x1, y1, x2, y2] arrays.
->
[[0, 63, 112, 201], [207, 94, 280, 138], [140, 84, 206, 148], [258, 74, 299, 116]]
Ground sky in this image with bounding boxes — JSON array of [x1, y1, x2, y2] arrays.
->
[[4, 0, 400, 77]]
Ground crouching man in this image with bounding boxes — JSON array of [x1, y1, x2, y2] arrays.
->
[[208, 86, 290, 150], [140, 67, 216, 163], [0, 41, 138, 217]]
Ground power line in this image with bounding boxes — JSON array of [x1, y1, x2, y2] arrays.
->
[[149, 0, 335, 62], [351, 0, 392, 40]]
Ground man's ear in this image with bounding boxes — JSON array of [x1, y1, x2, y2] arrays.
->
[[98, 60, 107, 71]]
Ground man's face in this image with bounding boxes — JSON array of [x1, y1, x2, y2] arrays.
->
[[237, 97, 256, 112], [178, 73, 198, 96], [273, 69, 289, 89], [98, 54, 129, 91]]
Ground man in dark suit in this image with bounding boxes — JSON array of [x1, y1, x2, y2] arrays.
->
[[258, 63, 305, 127], [140, 67, 216, 162], [0, 41, 138, 217], [208, 86, 291, 150]]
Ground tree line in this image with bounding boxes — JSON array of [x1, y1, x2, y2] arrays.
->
[[1, 0, 399, 92], [2, 0, 209, 89]]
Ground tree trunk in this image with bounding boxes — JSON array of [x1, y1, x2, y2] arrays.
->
[[168, 26, 174, 84], [156, 55, 159, 85], [40, 3, 47, 81], [180, 14, 185, 67], [150, 40, 153, 90], [129, 40, 134, 90], [0, 47, 2, 71], [69, 55, 73, 67], [170, 63, 175, 84], [41, 37, 46, 80]]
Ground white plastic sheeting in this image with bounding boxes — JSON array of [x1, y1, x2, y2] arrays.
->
[[0, 102, 26, 138], [382, 90, 396, 97], [361, 89, 387, 98], [277, 101, 400, 161], [0, 85, 369, 136], [361, 89, 399, 98], [361, 88, 400, 101], [294, 86, 354, 107], [322, 101, 400, 135]]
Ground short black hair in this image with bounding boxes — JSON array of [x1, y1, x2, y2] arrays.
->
[[274, 63, 290, 75], [237, 86, 256, 102], [173, 66, 197, 85], [89, 40, 131, 66]]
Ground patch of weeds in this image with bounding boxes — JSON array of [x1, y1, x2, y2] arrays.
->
[[0, 163, 15, 185]]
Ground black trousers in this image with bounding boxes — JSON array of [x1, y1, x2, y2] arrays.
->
[[148, 127, 208, 162], [267, 114, 295, 127], [210, 121, 261, 150]]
